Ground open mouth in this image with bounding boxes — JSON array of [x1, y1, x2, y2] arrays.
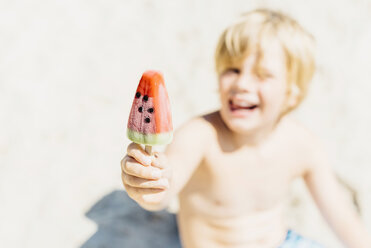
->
[[229, 99, 259, 112]]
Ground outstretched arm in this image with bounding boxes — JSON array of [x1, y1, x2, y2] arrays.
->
[[121, 117, 212, 211], [164, 117, 212, 199], [303, 138, 371, 248]]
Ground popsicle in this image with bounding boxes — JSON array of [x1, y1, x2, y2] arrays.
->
[[127, 70, 173, 154]]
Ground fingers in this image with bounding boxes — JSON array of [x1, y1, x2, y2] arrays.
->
[[121, 155, 162, 180], [126, 143, 168, 170], [121, 146, 170, 206], [121, 172, 169, 189], [151, 152, 167, 169], [124, 183, 167, 203], [127, 142, 152, 166]]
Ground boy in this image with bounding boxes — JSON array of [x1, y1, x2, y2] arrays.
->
[[121, 9, 371, 247]]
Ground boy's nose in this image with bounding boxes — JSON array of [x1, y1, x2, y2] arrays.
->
[[233, 73, 256, 93]]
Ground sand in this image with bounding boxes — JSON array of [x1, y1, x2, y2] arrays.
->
[[1, 1, 371, 247]]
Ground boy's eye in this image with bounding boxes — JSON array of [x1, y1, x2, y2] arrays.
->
[[223, 68, 240, 75], [259, 73, 273, 79], [255, 69, 274, 80]]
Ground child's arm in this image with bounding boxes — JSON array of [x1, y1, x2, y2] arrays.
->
[[303, 136, 371, 248], [121, 117, 211, 211]]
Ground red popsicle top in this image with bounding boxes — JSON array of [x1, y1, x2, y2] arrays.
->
[[128, 70, 173, 134]]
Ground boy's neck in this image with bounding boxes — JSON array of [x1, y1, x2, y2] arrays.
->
[[230, 117, 283, 149]]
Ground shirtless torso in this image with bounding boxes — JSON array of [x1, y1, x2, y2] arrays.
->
[[173, 112, 308, 248]]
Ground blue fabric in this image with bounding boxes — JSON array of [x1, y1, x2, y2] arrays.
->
[[278, 229, 324, 248]]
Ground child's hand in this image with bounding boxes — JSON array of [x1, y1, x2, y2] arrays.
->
[[121, 142, 171, 210]]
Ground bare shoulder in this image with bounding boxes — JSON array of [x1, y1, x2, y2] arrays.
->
[[171, 111, 219, 146], [279, 116, 327, 171], [280, 115, 321, 146], [165, 111, 219, 163], [177, 111, 218, 137]]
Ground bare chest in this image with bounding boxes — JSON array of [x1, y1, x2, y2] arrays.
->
[[182, 143, 301, 215]]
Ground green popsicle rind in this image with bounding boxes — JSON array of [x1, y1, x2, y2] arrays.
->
[[127, 128, 173, 146]]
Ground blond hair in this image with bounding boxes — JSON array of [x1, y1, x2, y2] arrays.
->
[[215, 9, 315, 113]]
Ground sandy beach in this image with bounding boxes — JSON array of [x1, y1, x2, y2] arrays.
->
[[1, 1, 371, 247]]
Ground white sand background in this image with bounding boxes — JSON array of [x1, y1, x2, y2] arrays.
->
[[1, 0, 371, 247]]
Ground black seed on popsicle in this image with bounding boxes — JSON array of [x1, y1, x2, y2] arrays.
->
[[145, 117, 151, 123], [138, 106, 143, 113], [135, 92, 141, 98], [148, 108, 154, 113], [143, 95, 148, 101]]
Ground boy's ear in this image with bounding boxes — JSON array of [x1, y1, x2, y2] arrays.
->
[[286, 84, 300, 108]]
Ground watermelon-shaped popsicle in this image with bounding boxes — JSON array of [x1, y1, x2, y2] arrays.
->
[[127, 71, 173, 147]]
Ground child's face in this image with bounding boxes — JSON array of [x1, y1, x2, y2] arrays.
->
[[218, 41, 292, 134]]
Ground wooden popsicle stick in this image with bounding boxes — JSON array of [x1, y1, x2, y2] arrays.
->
[[145, 145, 152, 155]]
